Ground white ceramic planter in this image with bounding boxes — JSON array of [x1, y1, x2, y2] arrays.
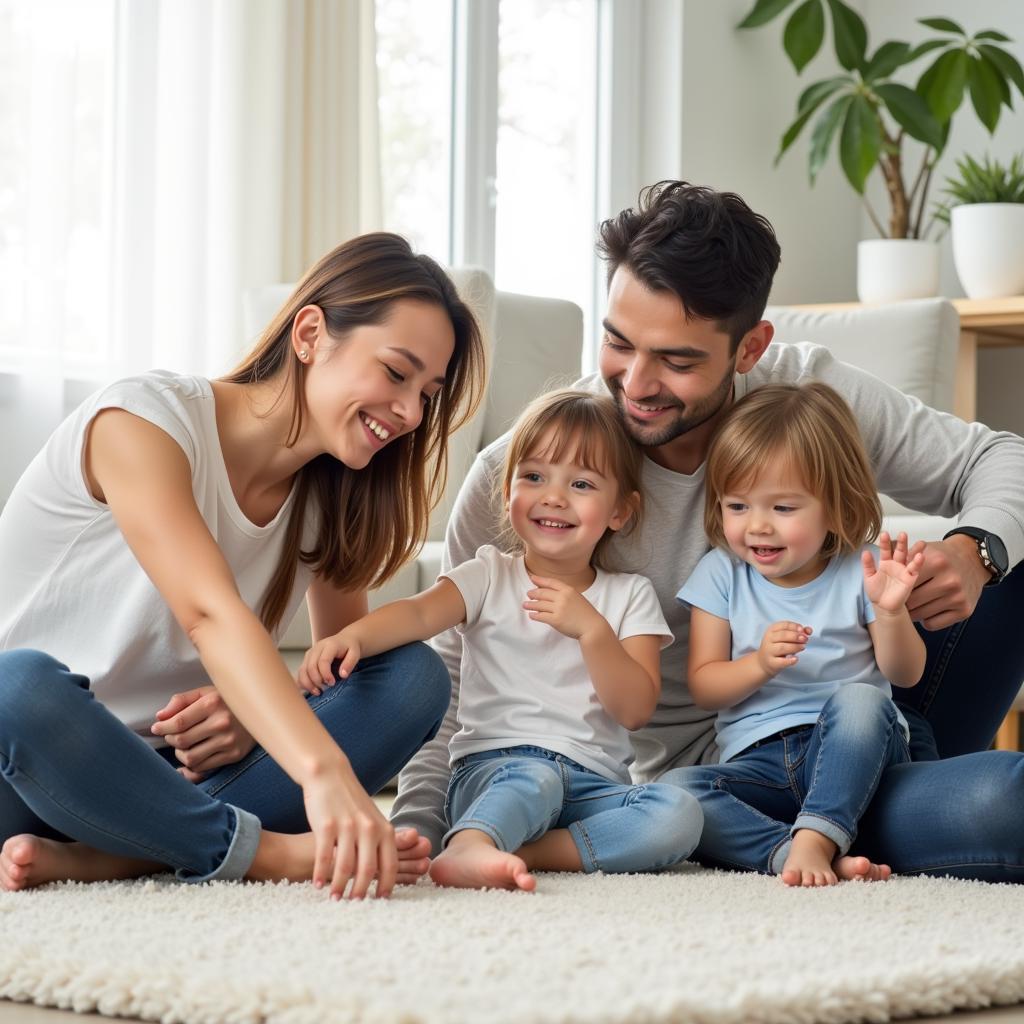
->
[[857, 239, 940, 303], [951, 203, 1024, 299]]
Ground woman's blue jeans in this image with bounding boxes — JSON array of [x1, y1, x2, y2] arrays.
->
[[444, 745, 702, 873], [0, 643, 450, 883], [663, 684, 910, 874]]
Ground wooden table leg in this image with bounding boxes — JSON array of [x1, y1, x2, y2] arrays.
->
[[996, 711, 1020, 751], [954, 330, 978, 422]]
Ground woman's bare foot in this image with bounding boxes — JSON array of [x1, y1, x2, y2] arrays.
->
[[0, 834, 157, 891], [429, 832, 536, 892], [834, 854, 892, 882], [395, 827, 431, 885], [780, 829, 840, 887]]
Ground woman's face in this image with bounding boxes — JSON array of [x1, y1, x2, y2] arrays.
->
[[300, 298, 456, 469]]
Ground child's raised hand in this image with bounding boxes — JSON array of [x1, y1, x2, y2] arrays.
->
[[523, 575, 604, 640], [757, 621, 812, 678], [297, 630, 362, 696], [862, 531, 925, 614]]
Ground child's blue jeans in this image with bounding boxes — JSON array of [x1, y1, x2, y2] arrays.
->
[[662, 683, 910, 874], [443, 744, 702, 873], [0, 644, 450, 882]]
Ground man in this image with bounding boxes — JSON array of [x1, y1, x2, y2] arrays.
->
[[392, 181, 1024, 879]]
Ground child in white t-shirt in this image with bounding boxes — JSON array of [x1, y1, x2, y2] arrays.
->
[[299, 389, 701, 891], [664, 382, 926, 887]]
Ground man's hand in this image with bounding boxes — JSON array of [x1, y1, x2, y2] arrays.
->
[[862, 531, 925, 614], [150, 686, 256, 782], [906, 534, 991, 631], [757, 621, 811, 678], [523, 575, 605, 641]]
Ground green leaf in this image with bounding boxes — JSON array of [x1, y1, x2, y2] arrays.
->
[[738, 0, 801, 29], [968, 54, 1003, 131], [808, 94, 852, 182], [874, 83, 944, 148], [826, 0, 867, 71], [918, 49, 969, 121], [796, 75, 850, 115], [973, 30, 1011, 42], [784, 0, 825, 72], [863, 41, 911, 82], [978, 44, 1024, 98], [906, 39, 950, 63], [979, 51, 1012, 107], [918, 17, 965, 35], [777, 77, 850, 163], [839, 94, 881, 193]]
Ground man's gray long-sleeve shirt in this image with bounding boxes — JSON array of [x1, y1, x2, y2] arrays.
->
[[391, 342, 1024, 852]]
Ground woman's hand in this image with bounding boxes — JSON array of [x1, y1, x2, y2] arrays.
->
[[297, 631, 362, 696], [862, 531, 925, 614], [150, 686, 256, 782], [302, 762, 398, 899], [523, 575, 604, 640]]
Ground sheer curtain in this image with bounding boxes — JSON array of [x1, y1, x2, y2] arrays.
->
[[0, 0, 381, 499]]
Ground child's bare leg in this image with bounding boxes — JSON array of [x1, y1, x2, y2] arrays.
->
[[781, 829, 891, 887], [2, 825, 432, 892], [429, 829, 535, 891], [517, 828, 583, 873]]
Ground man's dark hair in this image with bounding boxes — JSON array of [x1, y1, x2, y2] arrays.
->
[[597, 181, 782, 351]]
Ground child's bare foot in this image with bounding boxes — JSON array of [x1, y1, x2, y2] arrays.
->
[[429, 833, 536, 892], [780, 829, 840, 887], [395, 827, 431, 885], [834, 854, 892, 882], [0, 834, 157, 891]]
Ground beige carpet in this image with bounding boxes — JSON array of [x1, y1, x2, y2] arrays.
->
[[2, 867, 1024, 1024]]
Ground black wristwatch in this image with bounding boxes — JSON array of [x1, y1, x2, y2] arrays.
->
[[943, 527, 1010, 586]]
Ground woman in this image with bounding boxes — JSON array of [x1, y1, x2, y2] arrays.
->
[[0, 233, 485, 900]]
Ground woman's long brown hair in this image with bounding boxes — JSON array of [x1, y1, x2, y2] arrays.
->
[[223, 233, 485, 633]]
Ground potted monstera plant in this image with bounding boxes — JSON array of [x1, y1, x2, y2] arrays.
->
[[935, 153, 1024, 299], [740, 0, 1024, 302]]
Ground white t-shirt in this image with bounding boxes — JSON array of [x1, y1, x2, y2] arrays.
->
[[442, 545, 673, 783], [0, 370, 315, 747]]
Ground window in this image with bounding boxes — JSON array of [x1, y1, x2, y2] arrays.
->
[[375, 0, 601, 365]]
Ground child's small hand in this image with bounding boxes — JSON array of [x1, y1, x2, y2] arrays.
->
[[757, 620, 812, 678], [862, 531, 925, 614], [523, 575, 604, 641], [297, 631, 362, 696]]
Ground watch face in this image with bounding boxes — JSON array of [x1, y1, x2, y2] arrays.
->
[[987, 533, 1009, 574]]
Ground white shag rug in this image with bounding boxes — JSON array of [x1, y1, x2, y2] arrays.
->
[[3, 867, 1024, 1024]]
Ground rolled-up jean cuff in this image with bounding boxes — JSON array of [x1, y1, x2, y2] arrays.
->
[[568, 821, 599, 874], [180, 804, 262, 883], [791, 813, 851, 857]]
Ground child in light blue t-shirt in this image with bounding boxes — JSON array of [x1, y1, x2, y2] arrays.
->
[[663, 382, 926, 888]]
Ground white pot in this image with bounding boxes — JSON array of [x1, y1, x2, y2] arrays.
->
[[951, 203, 1024, 299], [857, 239, 940, 303]]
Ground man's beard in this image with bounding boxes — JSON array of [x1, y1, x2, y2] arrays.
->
[[606, 362, 736, 449]]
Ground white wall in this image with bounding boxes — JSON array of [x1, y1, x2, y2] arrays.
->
[[861, 0, 1024, 432]]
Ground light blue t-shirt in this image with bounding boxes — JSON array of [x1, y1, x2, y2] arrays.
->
[[677, 546, 907, 763]]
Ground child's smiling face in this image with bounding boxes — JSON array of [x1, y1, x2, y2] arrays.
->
[[720, 463, 831, 588], [507, 430, 631, 569]]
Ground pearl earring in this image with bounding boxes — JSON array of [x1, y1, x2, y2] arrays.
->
[[299, 349, 309, 361]]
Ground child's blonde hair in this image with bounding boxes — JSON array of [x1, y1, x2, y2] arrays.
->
[[499, 389, 642, 569], [704, 382, 882, 559]]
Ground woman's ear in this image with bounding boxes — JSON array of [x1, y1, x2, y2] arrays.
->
[[292, 304, 325, 363], [608, 490, 640, 532]]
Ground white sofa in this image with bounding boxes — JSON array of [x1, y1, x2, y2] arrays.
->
[[244, 280, 963, 657]]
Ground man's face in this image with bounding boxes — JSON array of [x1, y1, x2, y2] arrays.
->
[[599, 267, 741, 451]]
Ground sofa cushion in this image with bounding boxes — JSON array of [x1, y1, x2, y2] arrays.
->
[[764, 298, 959, 414]]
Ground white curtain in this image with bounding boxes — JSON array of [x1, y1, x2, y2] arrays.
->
[[0, 0, 382, 499]]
